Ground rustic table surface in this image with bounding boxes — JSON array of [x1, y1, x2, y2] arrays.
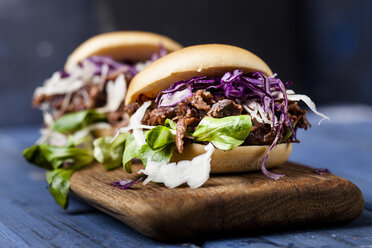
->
[[1, 105, 371, 248]]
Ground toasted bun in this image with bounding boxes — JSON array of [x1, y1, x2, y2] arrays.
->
[[125, 44, 273, 104], [171, 143, 292, 173], [91, 128, 116, 138], [65, 31, 183, 72]]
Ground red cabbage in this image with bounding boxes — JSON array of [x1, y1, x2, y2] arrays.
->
[[59, 70, 70, 78], [314, 168, 330, 175], [86, 56, 138, 79], [68, 45, 169, 80], [151, 44, 167, 61], [110, 177, 143, 189]]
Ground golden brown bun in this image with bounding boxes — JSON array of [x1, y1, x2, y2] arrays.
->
[[125, 44, 273, 104], [171, 143, 292, 173], [65, 31, 183, 71], [91, 128, 116, 138]]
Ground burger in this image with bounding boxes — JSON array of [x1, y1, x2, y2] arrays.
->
[[23, 31, 182, 208], [33, 31, 183, 142], [111, 44, 328, 188]]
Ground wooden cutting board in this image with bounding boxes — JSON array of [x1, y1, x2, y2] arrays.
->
[[70, 162, 364, 241]]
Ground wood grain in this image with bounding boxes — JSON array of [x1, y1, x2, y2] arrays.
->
[[70, 162, 364, 241]]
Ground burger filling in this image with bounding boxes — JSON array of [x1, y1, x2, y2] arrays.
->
[[33, 47, 167, 126], [123, 89, 310, 153]]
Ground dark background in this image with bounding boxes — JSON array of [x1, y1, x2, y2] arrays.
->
[[0, 0, 371, 126]]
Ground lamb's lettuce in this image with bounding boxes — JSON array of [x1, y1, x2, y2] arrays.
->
[[139, 144, 173, 166], [164, 119, 177, 130], [93, 133, 127, 170], [23, 144, 94, 170], [146, 126, 175, 150], [23, 132, 95, 209], [192, 115, 252, 150], [122, 126, 175, 173], [122, 134, 141, 173], [46, 164, 84, 209], [52, 109, 107, 133]]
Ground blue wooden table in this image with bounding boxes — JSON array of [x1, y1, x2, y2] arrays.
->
[[1, 105, 372, 247]]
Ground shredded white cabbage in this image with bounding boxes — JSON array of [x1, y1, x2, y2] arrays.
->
[[113, 101, 152, 145], [34, 72, 85, 97], [36, 128, 67, 146], [96, 74, 127, 113], [139, 143, 215, 188], [134, 60, 152, 72], [243, 101, 277, 126], [36, 122, 111, 147], [281, 90, 330, 125], [33, 61, 105, 98], [42, 111, 54, 127], [71, 122, 111, 141]]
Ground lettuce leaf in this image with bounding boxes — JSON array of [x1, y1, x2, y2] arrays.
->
[[146, 125, 175, 150], [282, 120, 298, 142], [139, 144, 173, 166], [192, 115, 252, 150], [164, 119, 177, 130], [93, 133, 127, 170], [52, 110, 107, 133], [122, 134, 141, 173], [23, 144, 94, 170], [23, 143, 94, 209], [122, 126, 174, 173]]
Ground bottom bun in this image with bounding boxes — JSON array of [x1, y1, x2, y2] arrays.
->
[[92, 128, 116, 138], [171, 143, 292, 173]]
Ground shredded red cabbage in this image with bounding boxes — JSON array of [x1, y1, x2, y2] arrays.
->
[[62, 45, 168, 80], [58, 70, 70, 78], [156, 70, 297, 180], [314, 168, 330, 175], [151, 44, 167, 61], [110, 177, 143, 189], [86, 56, 138, 79]]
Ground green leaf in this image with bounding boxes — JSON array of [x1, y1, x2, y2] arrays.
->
[[46, 168, 73, 209], [23, 145, 55, 170], [282, 120, 298, 142], [192, 115, 252, 150], [122, 131, 174, 172], [145, 126, 175, 150], [66, 133, 94, 149], [52, 110, 107, 133], [23, 144, 94, 170], [164, 119, 177, 130], [23, 143, 95, 209], [46, 164, 85, 209], [93, 133, 127, 170], [139, 143, 173, 166], [122, 134, 140, 173]]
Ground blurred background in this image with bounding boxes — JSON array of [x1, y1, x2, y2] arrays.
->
[[0, 0, 371, 126]]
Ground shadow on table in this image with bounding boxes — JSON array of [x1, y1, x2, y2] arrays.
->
[[66, 193, 372, 246]]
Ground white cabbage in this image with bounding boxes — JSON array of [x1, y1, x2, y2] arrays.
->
[[96, 74, 127, 113], [280, 90, 330, 125], [33, 60, 109, 98], [139, 143, 215, 188], [134, 60, 152, 72], [286, 93, 330, 125], [36, 128, 67, 146], [114, 101, 152, 145], [71, 122, 111, 142], [243, 101, 277, 126], [37, 122, 111, 147]]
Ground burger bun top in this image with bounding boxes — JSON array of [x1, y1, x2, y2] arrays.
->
[[125, 44, 273, 104], [65, 31, 183, 72]]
